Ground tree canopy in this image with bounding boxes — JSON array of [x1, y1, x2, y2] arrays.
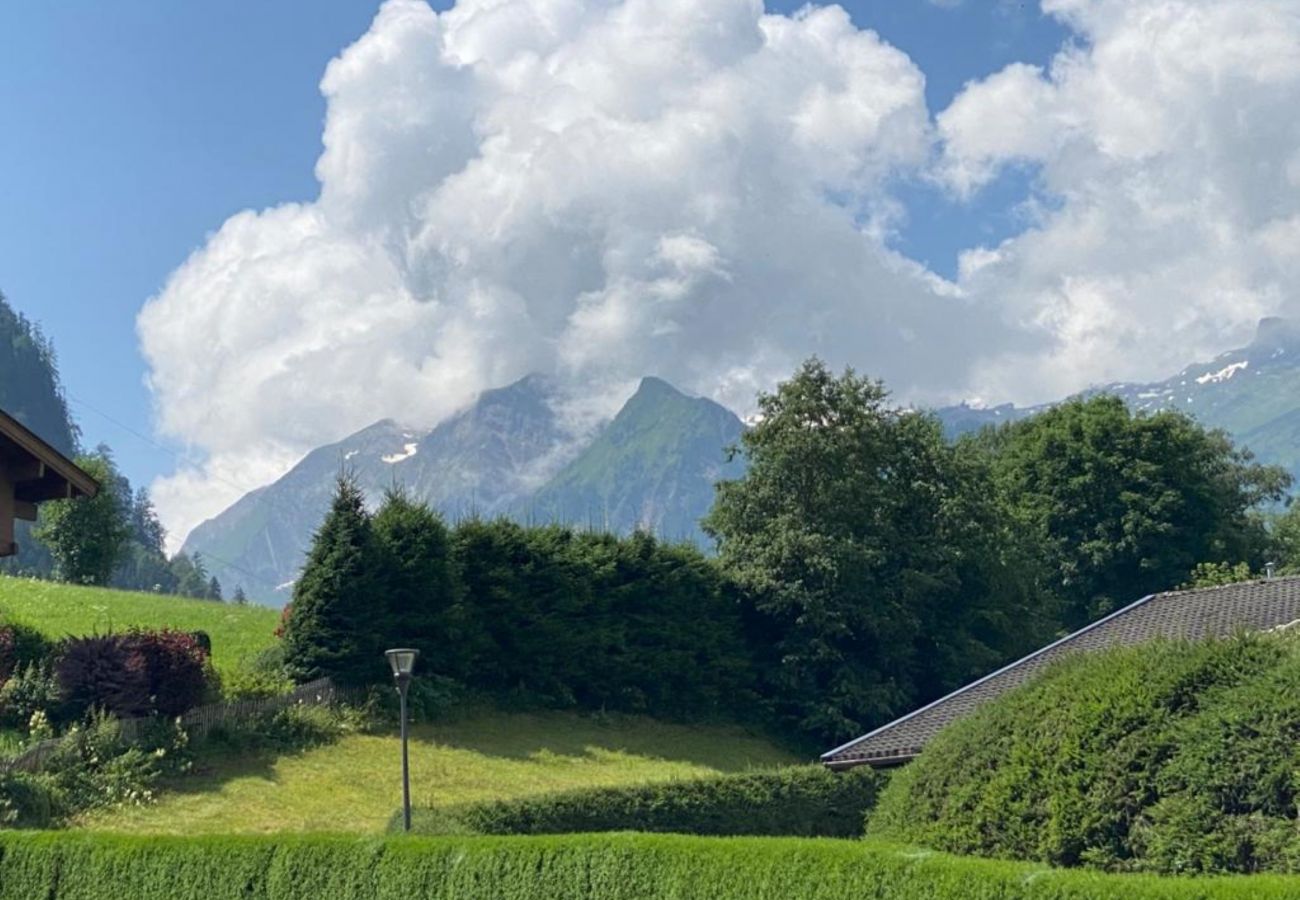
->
[[704, 359, 1048, 744], [971, 396, 1289, 628]]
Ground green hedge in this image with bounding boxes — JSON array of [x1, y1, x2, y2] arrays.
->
[[407, 765, 884, 837], [868, 634, 1300, 874], [2, 832, 1300, 899]]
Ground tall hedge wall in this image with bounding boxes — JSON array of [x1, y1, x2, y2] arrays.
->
[[1, 833, 1300, 899], [409, 765, 884, 838]]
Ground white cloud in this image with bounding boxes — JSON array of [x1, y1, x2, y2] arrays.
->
[[939, 0, 1300, 402], [142, 0, 1300, 549], [140, 0, 994, 546]]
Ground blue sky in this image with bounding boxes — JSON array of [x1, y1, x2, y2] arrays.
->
[[2, 1, 1069, 526]]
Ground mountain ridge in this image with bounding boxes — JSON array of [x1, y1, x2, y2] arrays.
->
[[182, 374, 743, 604]]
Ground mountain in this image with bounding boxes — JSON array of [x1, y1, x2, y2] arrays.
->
[[0, 294, 77, 456], [183, 375, 575, 603], [185, 374, 749, 605], [0, 293, 79, 575], [519, 377, 745, 540], [937, 317, 1300, 480]]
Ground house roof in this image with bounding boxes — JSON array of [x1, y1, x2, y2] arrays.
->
[[0, 409, 98, 502], [821, 576, 1300, 769]]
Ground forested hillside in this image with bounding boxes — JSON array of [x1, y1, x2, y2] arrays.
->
[[0, 292, 223, 598], [0, 292, 77, 455]]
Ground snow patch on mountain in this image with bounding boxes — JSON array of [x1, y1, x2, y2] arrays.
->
[[1196, 361, 1249, 385], [382, 442, 419, 464]]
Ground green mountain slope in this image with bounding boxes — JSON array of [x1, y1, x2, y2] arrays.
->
[[519, 377, 745, 544], [937, 317, 1300, 485]]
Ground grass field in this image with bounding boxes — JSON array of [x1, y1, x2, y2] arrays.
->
[[0, 575, 281, 676], [77, 711, 799, 835]]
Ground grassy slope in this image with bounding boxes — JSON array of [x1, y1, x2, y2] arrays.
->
[[0, 575, 280, 677], [78, 711, 798, 835]]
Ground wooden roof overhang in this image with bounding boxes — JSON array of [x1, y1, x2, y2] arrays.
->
[[0, 409, 98, 556]]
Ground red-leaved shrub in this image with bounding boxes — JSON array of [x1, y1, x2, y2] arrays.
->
[[130, 629, 209, 717], [55, 629, 210, 721]]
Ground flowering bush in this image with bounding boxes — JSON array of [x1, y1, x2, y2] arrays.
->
[[0, 661, 60, 730]]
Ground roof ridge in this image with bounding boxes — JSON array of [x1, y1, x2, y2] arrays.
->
[[1151, 574, 1300, 600]]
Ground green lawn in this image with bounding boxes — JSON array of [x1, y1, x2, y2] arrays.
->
[[0, 575, 280, 677], [78, 711, 799, 835]]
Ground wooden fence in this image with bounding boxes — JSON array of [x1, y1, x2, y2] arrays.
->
[[1, 677, 357, 775]]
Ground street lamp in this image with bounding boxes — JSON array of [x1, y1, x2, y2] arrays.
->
[[385, 647, 419, 832]]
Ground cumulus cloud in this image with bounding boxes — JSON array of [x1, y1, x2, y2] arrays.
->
[[940, 0, 1300, 402], [141, 0, 1300, 548], [140, 0, 996, 545]]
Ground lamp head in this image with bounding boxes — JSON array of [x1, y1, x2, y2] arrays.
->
[[385, 648, 419, 679]]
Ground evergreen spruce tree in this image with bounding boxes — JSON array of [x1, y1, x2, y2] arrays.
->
[[373, 489, 463, 679], [233, 586, 248, 605], [282, 475, 383, 685], [207, 576, 223, 602]]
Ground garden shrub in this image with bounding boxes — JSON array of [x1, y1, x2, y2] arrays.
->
[[3, 832, 1300, 898], [0, 771, 55, 828], [413, 765, 885, 838], [55, 630, 210, 722], [0, 622, 54, 685], [55, 634, 151, 721], [0, 660, 59, 730], [129, 629, 210, 716], [222, 646, 293, 701], [869, 633, 1300, 875], [41, 711, 173, 813]]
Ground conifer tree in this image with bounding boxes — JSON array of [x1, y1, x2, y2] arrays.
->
[[207, 576, 223, 602], [282, 475, 382, 685], [233, 585, 248, 605], [373, 489, 462, 678]]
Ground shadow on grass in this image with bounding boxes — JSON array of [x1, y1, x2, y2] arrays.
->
[[405, 709, 802, 771]]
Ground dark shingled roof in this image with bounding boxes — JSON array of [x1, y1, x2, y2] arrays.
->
[[821, 576, 1300, 769]]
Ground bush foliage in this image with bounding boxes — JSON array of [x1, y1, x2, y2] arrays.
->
[[55, 629, 210, 722], [411, 765, 884, 838], [869, 633, 1300, 875], [0, 622, 54, 685], [1, 832, 1300, 899]]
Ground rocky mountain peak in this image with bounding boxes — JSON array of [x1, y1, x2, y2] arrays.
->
[[1250, 317, 1300, 354]]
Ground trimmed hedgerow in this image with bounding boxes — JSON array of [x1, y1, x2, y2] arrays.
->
[[408, 765, 884, 838], [869, 633, 1300, 875], [1, 832, 1300, 899]]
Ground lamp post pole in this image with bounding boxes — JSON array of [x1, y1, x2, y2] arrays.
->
[[398, 676, 411, 832], [385, 648, 420, 833]]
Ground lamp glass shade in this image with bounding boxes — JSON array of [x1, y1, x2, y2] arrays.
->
[[385, 648, 419, 677]]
